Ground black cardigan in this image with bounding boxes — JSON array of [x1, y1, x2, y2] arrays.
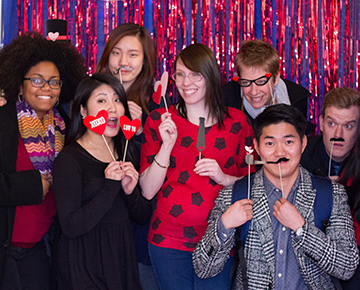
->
[[0, 100, 68, 283]]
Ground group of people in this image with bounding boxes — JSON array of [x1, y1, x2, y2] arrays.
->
[[0, 20, 359, 290]]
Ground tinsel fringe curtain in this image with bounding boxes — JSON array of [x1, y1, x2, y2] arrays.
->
[[2, 0, 360, 131]]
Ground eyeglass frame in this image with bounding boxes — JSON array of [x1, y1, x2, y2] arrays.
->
[[23, 77, 63, 89], [171, 72, 204, 83], [237, 74, 272, 87]]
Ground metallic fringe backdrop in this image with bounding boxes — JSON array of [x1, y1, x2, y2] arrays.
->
[[2, 0, 360, 132]]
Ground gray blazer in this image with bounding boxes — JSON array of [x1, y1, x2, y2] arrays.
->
[[193, 167, 359, 290]]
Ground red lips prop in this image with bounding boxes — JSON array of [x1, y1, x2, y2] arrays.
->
[[83, 110, 108, 135], [120, 116, 141, 140], [152, 84, 162, 105], [153, 71, 169, 112]]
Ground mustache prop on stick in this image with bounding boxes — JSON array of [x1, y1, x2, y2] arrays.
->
[[245, 153, 289, 198], [114, 66, 132, 84]]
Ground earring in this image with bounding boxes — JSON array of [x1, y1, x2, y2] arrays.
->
[[82, 115, 85, 119], [55, 99, 59, 107], [18, 94, 23, 103]]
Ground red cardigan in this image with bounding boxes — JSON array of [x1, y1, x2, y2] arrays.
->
[[11, 135, 56, 248]]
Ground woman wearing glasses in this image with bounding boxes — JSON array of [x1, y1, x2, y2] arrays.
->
[[0, 32, 85, 289], [223, 39, 314, 133], [139, 43, 255, 289]]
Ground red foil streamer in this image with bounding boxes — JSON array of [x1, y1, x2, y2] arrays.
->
[[14, 0, 360, 132]]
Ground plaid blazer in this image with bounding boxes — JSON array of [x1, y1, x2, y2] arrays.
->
[[192, 167, 359, 290]]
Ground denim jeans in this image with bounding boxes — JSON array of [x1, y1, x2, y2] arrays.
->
[[149, 243, 233, 290]]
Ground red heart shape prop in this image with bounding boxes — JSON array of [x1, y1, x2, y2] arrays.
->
[[83, 110, 108, 135], [232, 77, 239, 82], [120, 116, 141, 140], [265, 73, 272, 78], [152, 84, 162, 105]]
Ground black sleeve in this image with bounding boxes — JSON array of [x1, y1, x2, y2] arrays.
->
[[124, 185, 151, 225], [0, 169, 43, 206], [223, 80, 242, 111]]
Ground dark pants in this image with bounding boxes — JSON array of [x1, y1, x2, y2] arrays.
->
[[340, 261, 360, 290], [149, 243, 233, 290], [1, 239, 51, 290]]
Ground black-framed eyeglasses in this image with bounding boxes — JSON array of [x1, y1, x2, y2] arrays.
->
[[172, 72, 203, 83], [237, 74, 272, 87], [24, 77, 63, 89]]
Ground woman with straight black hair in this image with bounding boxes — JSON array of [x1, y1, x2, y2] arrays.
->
[[53, 73, 151, 289]]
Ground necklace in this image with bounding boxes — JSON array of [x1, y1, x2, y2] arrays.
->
[[83, 135, 113, 162]]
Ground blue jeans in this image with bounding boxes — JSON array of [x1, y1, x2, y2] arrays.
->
[[149, 244, 233, 290]]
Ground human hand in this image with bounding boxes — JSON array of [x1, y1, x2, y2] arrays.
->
[[41, 174, 51, 199], [158, 112, 177, 150], [104, 161, 125, 181], [0, 96, 7, 107], [127, 101, 143, 135], [119, 161, 139, 195], [273, 198, 304, 232], [329, 175, 339, 182], [194, 158, 228, 186], [221, 199, 253, 230]]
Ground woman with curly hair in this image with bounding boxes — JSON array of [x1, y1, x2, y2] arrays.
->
[[0, 31, 86, 289]]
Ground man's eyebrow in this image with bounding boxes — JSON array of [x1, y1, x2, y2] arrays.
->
[[326, 115, 357, 124], [263, 134, 296, 139]]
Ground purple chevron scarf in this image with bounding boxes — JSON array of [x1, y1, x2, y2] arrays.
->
[[16, 100, 65, 178]]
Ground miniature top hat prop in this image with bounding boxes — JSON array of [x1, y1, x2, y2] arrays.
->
[[46, 19, 68, 42]]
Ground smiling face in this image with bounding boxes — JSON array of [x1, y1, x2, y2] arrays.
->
[[20, 61, 61, 121], [320, 105, 359, 163], [108, 35, 144, 91], [240, 66, 280, 109], [81, 84, 125, 138], [254, 122, 307, 186], [175, 58, 207, 109]]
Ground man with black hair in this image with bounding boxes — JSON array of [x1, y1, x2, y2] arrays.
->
[[193, 104, 358, 290]]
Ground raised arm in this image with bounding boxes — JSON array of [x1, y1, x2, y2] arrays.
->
[[139, 111, 177, 199]]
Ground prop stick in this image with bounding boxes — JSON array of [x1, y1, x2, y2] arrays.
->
[[153, 71, 169, 112], [245, 146, 255, 200], [102, 135, 116, 161], [246, 156, 289, 199], [328, 137, 345, 177], [119, 116, 141, 162], [83, 110, 116, 162], [245, 156, 289, 165], [278, 163, 284, 198], [196, 117, 206, 160], [265, 73, 275, 105], [116, 66, 132, 84]]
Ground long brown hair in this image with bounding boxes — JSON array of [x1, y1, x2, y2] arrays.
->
[[175, 43, 227, 129], [96, 23, 155, 113]]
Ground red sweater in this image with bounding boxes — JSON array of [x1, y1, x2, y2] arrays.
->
[[140, 106, 255, 251]]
